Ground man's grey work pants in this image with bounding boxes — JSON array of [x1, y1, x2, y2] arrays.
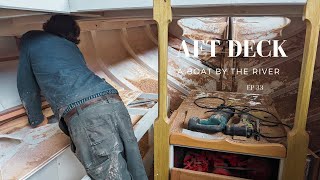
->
[[66, 95, 148, 180]]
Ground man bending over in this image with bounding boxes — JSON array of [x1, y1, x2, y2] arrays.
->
[[17, 14, 147, 180]]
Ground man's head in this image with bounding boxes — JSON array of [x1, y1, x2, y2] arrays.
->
[[43, 15, 80, 44]]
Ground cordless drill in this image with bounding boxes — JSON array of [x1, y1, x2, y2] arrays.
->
[[187, 108, 234, 134]]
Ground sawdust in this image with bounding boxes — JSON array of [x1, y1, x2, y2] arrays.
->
[[169, 36, 195, 54], [168, 60, 180, 70], [178, 17, 228, 41], [127, 78, 184, 111], [184, 73, 211, 87], [1, 132, 69, 179], [118, 90, 142, 105], [128, 78, 158, 93], [233, 17, 290, 45]]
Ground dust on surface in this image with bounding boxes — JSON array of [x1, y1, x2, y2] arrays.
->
[[127, 78, 184, 111]]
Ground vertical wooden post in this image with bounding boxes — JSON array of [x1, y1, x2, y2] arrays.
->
[[153, 0, 172, 180], [282, 0, 320, 179]]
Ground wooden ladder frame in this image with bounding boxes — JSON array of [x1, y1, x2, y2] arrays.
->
[[153, 0, 320, 180]]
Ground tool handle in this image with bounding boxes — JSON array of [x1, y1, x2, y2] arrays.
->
[[188, 117, 225, 133], [225, 125, 253, 137]]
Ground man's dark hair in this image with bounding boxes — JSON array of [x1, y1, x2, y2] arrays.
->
[[43, 15, 80, 44]]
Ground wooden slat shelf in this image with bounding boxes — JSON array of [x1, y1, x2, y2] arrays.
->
[[170, 133, 286, 158], [169, 91, 288, 158], [171, 168, 249, 180]]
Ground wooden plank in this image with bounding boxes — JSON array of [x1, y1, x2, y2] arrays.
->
[[170, 133, 286, 158], [127, 108, 148, 116], [153, 0, 172, 179], [99, 9, 153, 21], [0, 23, 42, 36], [138, 93, 158, 100], [0, 91, 143, 124], [133, 103, 158, 142], [11, 14, 51, 25], [282, 0, 320, 179], [0, 101, 49, 123], [0, 55, 19, 62], [172, 5, 304, 17], [171, 168, 248, 180], [0, 107, 53, 134], [0, 18, 155, 36], [0, 8, 47, 19], [80, 20, 155, 32]]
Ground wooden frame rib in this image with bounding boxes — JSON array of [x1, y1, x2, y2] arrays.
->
[[282, 0, 320, 179], [153, 0, 172, 179]]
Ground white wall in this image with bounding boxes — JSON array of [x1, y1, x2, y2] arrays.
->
[[0, 0, 69, 13], [69, 0, 152, 12], [0, 0, 308, 15], [171, 0, 306, 7]]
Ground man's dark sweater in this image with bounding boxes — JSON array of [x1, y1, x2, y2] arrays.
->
[[17, 30, 118, 127]]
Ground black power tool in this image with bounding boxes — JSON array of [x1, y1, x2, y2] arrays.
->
[[225, 114, 260, 140]]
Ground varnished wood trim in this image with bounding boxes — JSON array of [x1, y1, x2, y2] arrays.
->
[[171, 168, 249, 180], [170, 132, 287, 158]]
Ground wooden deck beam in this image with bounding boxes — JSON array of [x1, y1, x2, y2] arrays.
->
[[282, 0, 320, 179]]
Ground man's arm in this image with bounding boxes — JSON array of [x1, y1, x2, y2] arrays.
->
[[17, 40, 46, 127]]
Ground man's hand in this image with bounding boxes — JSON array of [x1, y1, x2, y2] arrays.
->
[[35, 116, 48, 127]]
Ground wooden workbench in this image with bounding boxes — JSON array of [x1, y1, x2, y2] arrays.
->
[[170, 91, 288, 158]]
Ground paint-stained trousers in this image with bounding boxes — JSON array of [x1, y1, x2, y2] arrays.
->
[[64, 95, 148, 180]]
